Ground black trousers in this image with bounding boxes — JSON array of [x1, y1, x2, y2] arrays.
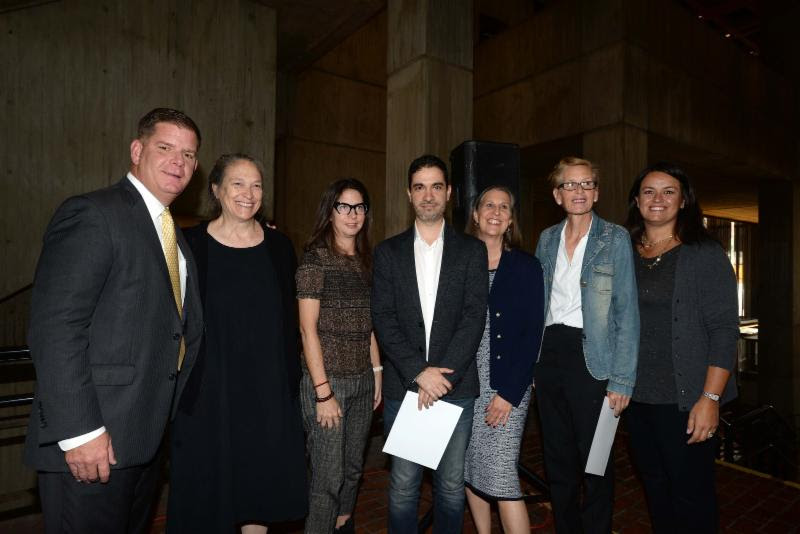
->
[[534, 324, 613, 534], [38, 445, 165, 534], [626, 401, 719, 533]]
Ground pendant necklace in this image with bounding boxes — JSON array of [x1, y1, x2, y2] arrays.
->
[[640, 234, 673, 269]]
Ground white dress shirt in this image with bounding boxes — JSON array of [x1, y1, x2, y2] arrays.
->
[[545, 219, 591, 328], [413, 220, 445, 360], [58, 173, 188, 451]]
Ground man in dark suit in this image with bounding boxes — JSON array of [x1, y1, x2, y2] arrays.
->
[[372, 154, 488, 534], [24, 108, 204, 533]]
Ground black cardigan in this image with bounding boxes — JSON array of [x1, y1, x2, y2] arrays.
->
[[666, 239, 739, 410]]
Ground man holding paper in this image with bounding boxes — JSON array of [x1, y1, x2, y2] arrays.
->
[[372, 154, 488, 533]]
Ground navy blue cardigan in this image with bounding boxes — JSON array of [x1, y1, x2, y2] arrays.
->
[[488, 248, 545, 406]]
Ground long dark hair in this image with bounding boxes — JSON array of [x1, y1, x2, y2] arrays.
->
[[625, 161, 712, 245], [305, 178, 372, 274]]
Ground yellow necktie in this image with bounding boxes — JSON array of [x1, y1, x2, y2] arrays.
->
[[161, 207, 185, 370]]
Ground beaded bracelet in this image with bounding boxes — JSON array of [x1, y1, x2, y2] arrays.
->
[[316, 391, 335, 403], [373, 366, 383, 373]]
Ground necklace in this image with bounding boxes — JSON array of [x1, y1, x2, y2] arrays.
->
[[639, 234, 674, 269], [641, 233, 673, 249]]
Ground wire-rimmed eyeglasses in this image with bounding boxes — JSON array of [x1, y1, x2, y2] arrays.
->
[[557, 180, 597, 191], [334, 202, 369, 215]]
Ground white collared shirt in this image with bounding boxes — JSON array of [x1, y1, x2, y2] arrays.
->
[[57, 173, 188, 452], [413, 220, 445, 360], [126, 172, 187, 305], [545, 220, 591, 328]]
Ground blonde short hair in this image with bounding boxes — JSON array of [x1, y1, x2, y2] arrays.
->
[[547, 156, 599, 188]]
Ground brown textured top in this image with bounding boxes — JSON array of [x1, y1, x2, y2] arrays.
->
[[296, 247, 372, 376]]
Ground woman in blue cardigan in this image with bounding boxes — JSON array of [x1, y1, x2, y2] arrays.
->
[[463, 186, 545, 534]]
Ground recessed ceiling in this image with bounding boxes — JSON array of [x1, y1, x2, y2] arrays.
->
[[648, 133, 769, 223], [255, 0, 385, 72]]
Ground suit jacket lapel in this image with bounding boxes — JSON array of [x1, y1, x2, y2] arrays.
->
[[175, 226, 194, 317], [432, 224, 455, 318], [400, 228, 424, 321], [120, 178, 181, 321]]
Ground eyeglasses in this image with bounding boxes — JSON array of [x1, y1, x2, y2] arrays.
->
[[557, 180, 597, 191], [333, 202, 369, 215]]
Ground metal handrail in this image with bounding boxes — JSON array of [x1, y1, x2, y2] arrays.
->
[[0, 346, 33, 407], [719, 404, 798, 479], [0, 394, 34, 408], [0, 346, 31, 363], [0, 283, 32, 305]]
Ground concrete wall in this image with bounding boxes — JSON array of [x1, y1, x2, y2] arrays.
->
[[0, 0, 277, 505], [0, 0, 278, 300], [473, 0, 797, 226], [623, 0, 795, 178], [275, 11, 387, 252]]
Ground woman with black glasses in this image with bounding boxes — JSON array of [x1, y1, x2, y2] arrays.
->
[[534, 156, 639, 533], [297, 179, 382, 534]]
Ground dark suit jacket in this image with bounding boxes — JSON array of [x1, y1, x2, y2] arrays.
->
[[24, 177, 203, 472], [488, 248, 545, 407], [371, 223, 488, 401], [176, 221, 302, 415]]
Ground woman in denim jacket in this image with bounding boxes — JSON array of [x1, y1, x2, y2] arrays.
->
[[534, 156, 640, 534]]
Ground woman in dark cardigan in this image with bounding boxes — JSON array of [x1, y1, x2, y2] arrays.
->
[[167, 154, 307, 533], [463, 186, 545, 534], [624, 162, 739, 533]]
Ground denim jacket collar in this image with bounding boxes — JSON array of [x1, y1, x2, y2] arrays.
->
[[542, 212, 613, 275]]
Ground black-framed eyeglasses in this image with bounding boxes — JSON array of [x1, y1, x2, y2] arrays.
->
[[557, 180, 597, 191], [334, 202, 369, 215]]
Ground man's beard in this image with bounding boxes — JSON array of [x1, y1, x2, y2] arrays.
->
[[415, 203, 444, 222]]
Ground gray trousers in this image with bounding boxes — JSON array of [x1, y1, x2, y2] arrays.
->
[[300, 370, 374, 534]]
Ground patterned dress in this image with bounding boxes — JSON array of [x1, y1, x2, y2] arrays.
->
[[464, 269, 532, 500]]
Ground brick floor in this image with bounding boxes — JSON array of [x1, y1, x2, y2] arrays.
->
[[3, 409, 798, 533]]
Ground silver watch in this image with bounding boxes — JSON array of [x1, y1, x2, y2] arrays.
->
[[702, 391, 720, 402]]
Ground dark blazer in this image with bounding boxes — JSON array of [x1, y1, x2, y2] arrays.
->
[[669, 240, 739, 409], [488, 249, 545, 407], [372, 223, 488, 401], [24, 177, 203, 472], [176, 221, 302, 414]]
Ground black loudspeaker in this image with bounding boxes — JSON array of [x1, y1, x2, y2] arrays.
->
[[450, 141, 520, 232]]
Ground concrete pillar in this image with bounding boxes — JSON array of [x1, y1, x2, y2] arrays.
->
[[757, 179, 800, 423], [385, 0, 473, 237], [582, 125, 648, 224]]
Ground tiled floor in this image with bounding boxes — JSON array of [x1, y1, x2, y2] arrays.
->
[[3, 410, 799, 533]]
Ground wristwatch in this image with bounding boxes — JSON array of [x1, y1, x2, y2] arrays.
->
[[702, 391, 720, 402]]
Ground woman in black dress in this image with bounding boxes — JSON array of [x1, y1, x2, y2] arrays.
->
[[624, 162, 738, 533], [167, 154, 307, 533]]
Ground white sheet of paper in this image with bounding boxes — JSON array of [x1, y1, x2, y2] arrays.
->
[[585, 396, 620, 475], [382, 391, 464, 470]]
